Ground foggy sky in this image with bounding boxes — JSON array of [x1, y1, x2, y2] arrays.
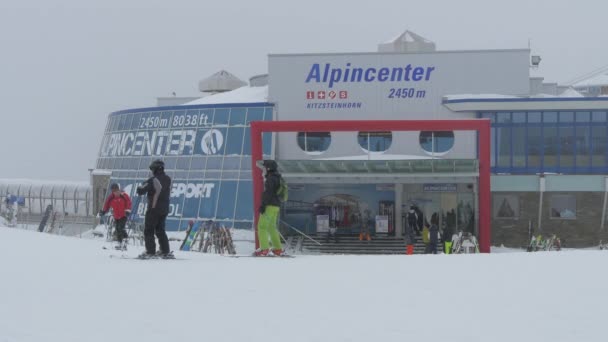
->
[[1, 0, 606, 181]]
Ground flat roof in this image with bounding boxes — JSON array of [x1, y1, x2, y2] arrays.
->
[[269, 48, 530, 58], [443, 96, 608, 111]]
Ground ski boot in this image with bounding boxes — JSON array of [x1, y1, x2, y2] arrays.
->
[[156, 250, 175, 259], [161, 251, 175, 259], [137, 251, 157, 259], [114, 239, 128, 251], [271, 249, 284, 256], [253, 249, 269, 257]]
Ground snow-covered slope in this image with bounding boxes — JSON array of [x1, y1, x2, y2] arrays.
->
[[1, 227, 607, 342]]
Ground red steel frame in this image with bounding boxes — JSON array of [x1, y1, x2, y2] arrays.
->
[[250, 119, 492, 253]]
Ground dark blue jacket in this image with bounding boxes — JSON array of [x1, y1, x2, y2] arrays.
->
[[430, 224, 440, 244]]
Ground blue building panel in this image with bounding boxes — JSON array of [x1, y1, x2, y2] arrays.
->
[[98, 103, 273, 230]]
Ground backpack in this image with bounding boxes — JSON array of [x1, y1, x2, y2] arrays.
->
[[276, 176, 288, 202]]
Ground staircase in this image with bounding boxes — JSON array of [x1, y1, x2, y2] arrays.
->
[[287, 234, 435, 255]]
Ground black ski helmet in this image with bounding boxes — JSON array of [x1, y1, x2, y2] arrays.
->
[[262, 160, 278, 171], [110, 183, 120, 191], [149, 159, 165, 173]]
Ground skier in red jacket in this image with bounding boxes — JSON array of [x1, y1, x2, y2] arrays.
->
[[99, 183, 132, 244]]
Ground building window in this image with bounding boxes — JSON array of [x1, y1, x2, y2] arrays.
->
[[591, 125, 607, 167], [493, 194, 519, 219], [550, 195, 576, 219], [419, 131, 454, 154], [527, 126, 542, 169], [358, 131, 392, 152], [592, 111, 606, 122], [528, 111, 541, 123], [543, 126, 558, 168], [297, 132, 331, 153], [512, 126, 525, 167], [559, 126, 575, 168]]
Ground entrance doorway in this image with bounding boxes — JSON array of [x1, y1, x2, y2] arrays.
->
[[403, 191, 475, 236]]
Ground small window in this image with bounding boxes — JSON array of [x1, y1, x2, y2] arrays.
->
[[550, 195, 576, 219], [512, 112, 526, 123], [528, 112, 541, 123], [358, 131, 392, 152], [297, 132, 331, 154], [575, 111, 590, 123], [419, 131, 455, 154], [496, 112, 511, 123], [560, 111, 574, 123], [543, 111, 558, 123], [493, 195, 519, 219], [592, 111, 607, 122]]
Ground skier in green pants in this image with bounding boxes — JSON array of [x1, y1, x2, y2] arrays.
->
[[255, 160, 286, 256]]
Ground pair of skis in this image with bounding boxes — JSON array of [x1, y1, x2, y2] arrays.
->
[[179, 220, 202, 251], [109, 253, 181, 260]]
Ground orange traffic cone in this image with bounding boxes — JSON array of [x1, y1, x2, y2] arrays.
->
[[406, 244, 414, 255]]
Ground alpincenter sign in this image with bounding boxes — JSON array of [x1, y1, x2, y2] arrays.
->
[[268, 50, 530, 118], [305, 62, 436, 88], [100, 129, 224, 157]]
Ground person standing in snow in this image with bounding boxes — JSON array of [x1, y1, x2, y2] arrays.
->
[[136, 159, 173, 259], [255, 160, 284, 256], [99, 183, 132, 245]]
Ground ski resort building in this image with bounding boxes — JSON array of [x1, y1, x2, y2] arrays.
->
[[90, 31, 608, 250]]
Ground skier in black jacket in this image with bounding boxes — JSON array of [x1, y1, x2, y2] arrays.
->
[[136, 159, 173, 259], [255, 160, 284, 256]]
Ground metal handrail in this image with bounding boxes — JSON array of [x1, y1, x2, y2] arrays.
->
[[280, 219, 323, 246]]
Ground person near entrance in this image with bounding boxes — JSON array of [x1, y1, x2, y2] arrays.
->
[[422, 223, 430, 252], [428, 213, 440, 254], [444, 209, 456, 254], [359, 208, 372, 241], [413, 205, 424, 235], [136, 159, 173, 259], [404, 208, 417, 254], [407, 205, 424, 235], [255, 160, 285, 256]]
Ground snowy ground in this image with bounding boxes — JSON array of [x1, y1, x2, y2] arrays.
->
[[1, 226, 607, 342]]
